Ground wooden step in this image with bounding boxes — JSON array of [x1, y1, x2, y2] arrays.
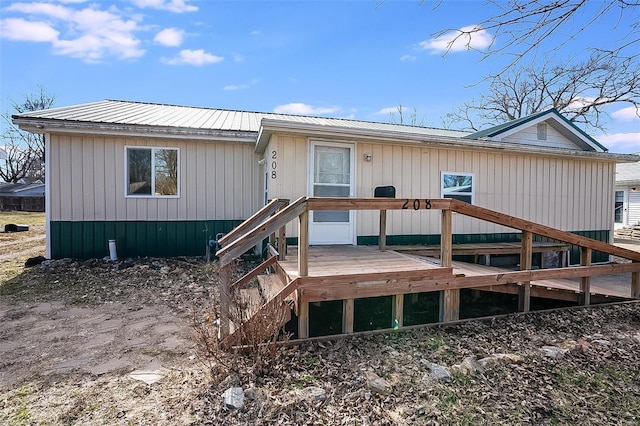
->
[[258, 274, 293, 302]]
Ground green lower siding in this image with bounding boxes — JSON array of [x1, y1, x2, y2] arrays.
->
[[50, 220, 243, 259], [52, 221, 611, 262]]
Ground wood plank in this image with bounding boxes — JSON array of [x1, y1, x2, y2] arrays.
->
[[450, 199, 640, 262], [441, 209, 452, 267], [307, 197, 452, 211], [393, 295, 403, 329], [632, 265, 639, 298], [439, 289, 460, 322], [218, 198, 287, 246], [390, 242, 571, 256], [218, 197, 307, 266], [580, 247, 592, 305], [278, 225, 286, 261], [379, 209, 387, 251], [519, 230, 533, 312], [298, 209, 309, 277], [298, 301, 309, 339], [230, 255, 276, 289], [343, 299, 354, 334]]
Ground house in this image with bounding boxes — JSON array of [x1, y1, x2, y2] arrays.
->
[[12, 100, 638, 261], [0, 182, 45, 212], [615, 158, 640, 229]]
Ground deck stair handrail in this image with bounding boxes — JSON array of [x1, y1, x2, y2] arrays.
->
[[217, 197, 308, 267], [217, 198, 290, 248]]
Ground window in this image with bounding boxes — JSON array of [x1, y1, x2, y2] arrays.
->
[[536, 123, 547, 141], [441, 172, 474, 204], [126, 147, 179, 197]]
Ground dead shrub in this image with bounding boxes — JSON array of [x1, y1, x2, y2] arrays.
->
[[191, 259, 291, 380]]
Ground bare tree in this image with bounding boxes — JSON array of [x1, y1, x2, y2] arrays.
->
[[429, 0, 639, 70], [429, 0, 640, 130], [443, 53, 640, 132], [1, 86, 55, 182], [389, 105, 428, 126]]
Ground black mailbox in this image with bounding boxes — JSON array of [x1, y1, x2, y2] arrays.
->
[[374, 186, 396, 198]]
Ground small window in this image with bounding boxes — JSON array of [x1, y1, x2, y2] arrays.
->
[[126, 147, 179, 197], [441, 172, 474, 204], [537, 123, 547, 141]]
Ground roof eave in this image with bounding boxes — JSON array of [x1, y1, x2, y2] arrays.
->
[[255, 119, 636, 161], [12, 118, 258, 143]]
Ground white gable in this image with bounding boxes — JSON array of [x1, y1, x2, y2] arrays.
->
[[500, 121, 580, 150]]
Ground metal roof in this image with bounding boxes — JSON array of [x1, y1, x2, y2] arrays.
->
[[13, 99, 468, 138], [616, 159, 640, 184]]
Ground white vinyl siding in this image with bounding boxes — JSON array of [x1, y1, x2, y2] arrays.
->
[[629, 190, 640, 226], [49, 135, 260, 222]]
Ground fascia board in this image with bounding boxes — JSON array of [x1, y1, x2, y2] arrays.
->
[[12, 118, 258, 143]]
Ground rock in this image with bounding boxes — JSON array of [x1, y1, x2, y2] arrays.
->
[[540, 346, 569, 359], [451, 356, 483, 374], [25, 255, 46, 267], [493, 353, 524, 364], [421, 360, 452, 382], [365, 370, 392, 394], [295, 386, 327, 402], [222, 386, 244, 410]]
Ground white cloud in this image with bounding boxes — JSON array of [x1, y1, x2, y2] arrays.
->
[[223, 79, 259, 91], [163, 49, 223, 65], [0, 18, 59, 42], [154, 27, 185, 46], [232, 53, 245, 62], [251, 30, 261, 36], [400, 54, 416, 62], [419, 25, 493, 54], [273, 103, 340, 115], [130, 0, 197, 13], [595, 132, 640, 153], [1, 2, 145, 62], [374, 107, 400, 115], [612, 106, 640, 121]]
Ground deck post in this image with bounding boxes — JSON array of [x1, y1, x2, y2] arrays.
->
[[580, 247, 592, 305], [439, 209, 459, 322], [278, 225, 286, 260], [379, 209, 387, 251], [298, 209, 309, 338], [219, 263, 232, 338], [343, 299, 354, 334], [518, 230, 533, 312], [392, 294, 403, 329], [632, 264, 640, 299]]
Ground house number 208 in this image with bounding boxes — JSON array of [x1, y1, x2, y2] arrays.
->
[[271, 150, 277, 179]]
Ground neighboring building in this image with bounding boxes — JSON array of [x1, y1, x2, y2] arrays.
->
[[0, 182, 45, 211], [615, 158, 640, 229], [12, 100, 638, 260]]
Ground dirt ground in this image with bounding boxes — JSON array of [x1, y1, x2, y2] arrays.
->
[[2, 223, 640, 425]]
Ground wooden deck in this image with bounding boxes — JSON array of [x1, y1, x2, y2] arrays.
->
[[279, 245, 632, 300]]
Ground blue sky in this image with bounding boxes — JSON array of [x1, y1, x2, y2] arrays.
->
[[1, 0, 638, 153]]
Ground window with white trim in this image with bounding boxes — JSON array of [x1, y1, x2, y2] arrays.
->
[[126, 147, 179, 197], [441, 172, 474, 204]]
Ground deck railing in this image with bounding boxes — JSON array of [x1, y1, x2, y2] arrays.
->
[[216, 196, 640, 339]]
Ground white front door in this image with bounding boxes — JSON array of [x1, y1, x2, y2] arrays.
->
[[308, 141, 355, 245], [614, 189, 628, 229]]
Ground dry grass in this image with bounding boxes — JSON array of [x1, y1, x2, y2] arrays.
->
[[0, 212, 45, 283]]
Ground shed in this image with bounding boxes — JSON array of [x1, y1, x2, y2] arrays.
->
[[0, 182, 46, 211], [615, 158, 640, 229], [12, 100, 638, 260]]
